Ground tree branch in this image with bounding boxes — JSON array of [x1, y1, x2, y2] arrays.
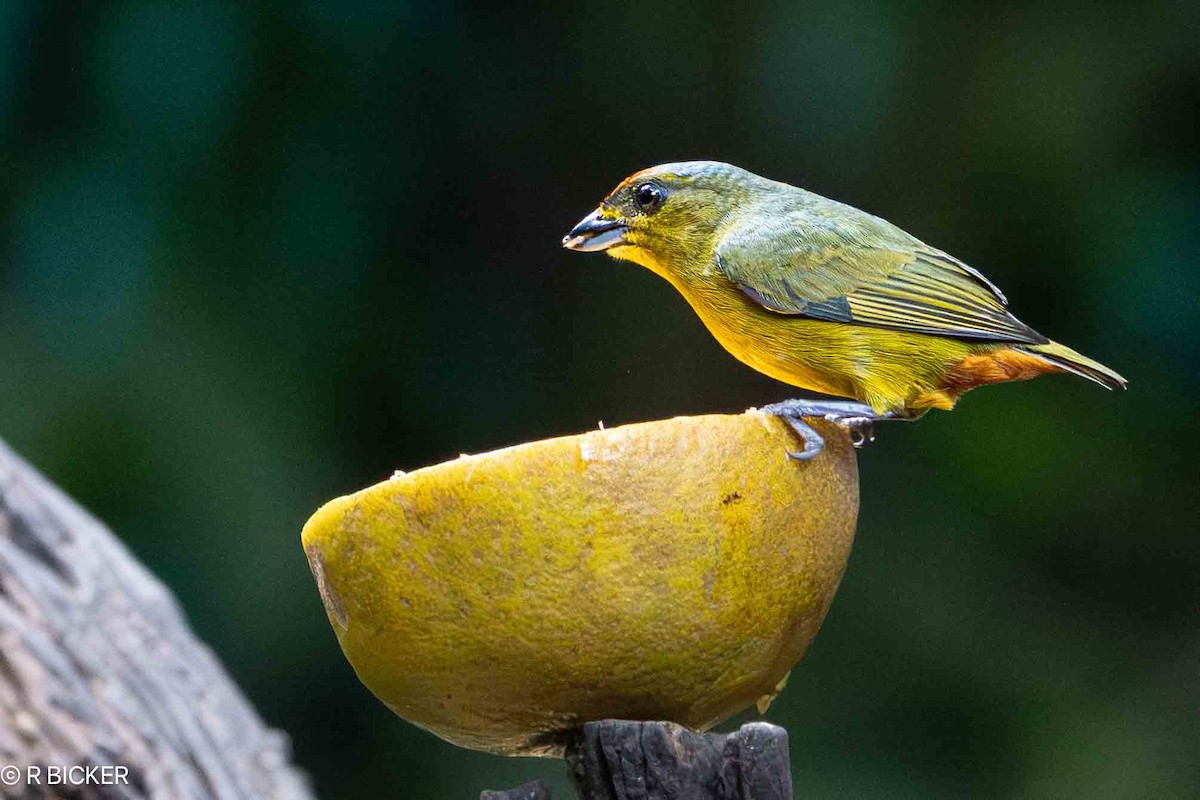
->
[[0, 439, 315, 800]]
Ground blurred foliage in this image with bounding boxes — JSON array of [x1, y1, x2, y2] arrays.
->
[[2, 1, 1198, 797]]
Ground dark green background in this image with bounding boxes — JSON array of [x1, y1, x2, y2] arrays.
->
[[2, 2, 1197, 797]]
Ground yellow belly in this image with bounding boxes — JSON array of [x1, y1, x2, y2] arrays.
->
[[675, 278, 982, 414]]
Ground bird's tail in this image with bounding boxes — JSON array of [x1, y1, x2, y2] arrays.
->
[[1021, 340, 1127, 390]]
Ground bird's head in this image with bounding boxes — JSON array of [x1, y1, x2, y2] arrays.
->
[[562, 161, 761, 276]]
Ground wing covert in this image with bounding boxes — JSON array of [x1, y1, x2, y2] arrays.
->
[[715, 213, 1046, 344]]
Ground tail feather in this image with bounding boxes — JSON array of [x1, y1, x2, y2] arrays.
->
[[1023, 341, 1127, 391]]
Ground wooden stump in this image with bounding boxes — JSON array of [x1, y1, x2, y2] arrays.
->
[[481, 720, 792, 800], [0, 439, 315, 799]]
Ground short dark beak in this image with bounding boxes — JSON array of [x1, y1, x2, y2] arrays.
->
[[562, 209, 629, 252]]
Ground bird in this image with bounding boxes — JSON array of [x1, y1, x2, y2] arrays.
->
[[562, 161, 1125, 459]]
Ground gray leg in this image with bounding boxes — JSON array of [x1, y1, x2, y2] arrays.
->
[[761, 399, 907, 460], [773, 415, 826, 461]]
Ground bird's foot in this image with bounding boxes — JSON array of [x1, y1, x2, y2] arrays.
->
[[761, 399, 899, 460]]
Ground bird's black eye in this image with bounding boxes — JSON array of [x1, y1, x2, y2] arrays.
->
[[633, 182, 663, 213]]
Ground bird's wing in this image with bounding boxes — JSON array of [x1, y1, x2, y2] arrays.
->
[[714, 208, 1047, 344]]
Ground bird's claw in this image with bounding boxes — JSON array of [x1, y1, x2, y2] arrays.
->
[[762, 399, 901, 460], [773, 414, 827, 461], [786, 443, 822, 461], [842, 418, 876, 448]]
